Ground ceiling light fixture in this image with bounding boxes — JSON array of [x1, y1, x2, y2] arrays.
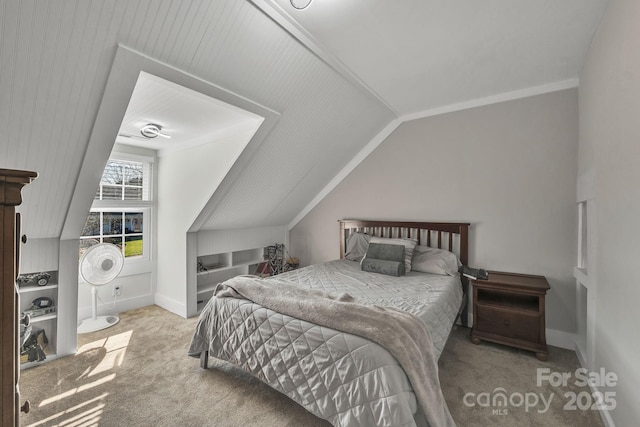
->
[[140, 124, 171, 139], [291, 0, 312, 10]]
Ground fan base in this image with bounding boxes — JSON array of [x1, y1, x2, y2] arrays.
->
[[77, 315, 120, 334]]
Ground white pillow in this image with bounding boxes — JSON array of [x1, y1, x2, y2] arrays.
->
[[369, 236, 417, 271], [412, 245, 461, 276], [344, 232, 371, 261]]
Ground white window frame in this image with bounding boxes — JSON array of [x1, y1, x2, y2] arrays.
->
[[81, 152, 154, 276]]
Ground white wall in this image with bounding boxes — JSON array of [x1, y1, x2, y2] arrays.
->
[[77, 272, 154, 320], [155, 130, 254, 317], [196, 226, 288, 255], [19, 238, 59, 274], [290, 89, 579, 340], [578, 0, 640, 425]]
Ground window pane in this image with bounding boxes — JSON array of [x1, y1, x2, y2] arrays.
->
[[101, 185, 122, 200], [79, 238, 100, 259], [123, 162, 143, 187], [103, 213, 122, 235], [103, 237, 123, 252], [124, 187, 142, 200], [124, 212, 143, 233], [82, 212, 101, 236], [102, 161, 124, 185], [125, 236, 143, 257]]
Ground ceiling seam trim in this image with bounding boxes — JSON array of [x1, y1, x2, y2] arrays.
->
[[402, 78, 579, 123], [248, 0, 400, 118]]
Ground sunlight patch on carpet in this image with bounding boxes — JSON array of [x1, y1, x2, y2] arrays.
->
[[80, 330, 133, 377], [38, 330, 132, 409], [39, 374, 115, 407], [26, 393, 107, 427]]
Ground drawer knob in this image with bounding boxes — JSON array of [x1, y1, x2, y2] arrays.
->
[[21, 234, 27, 244], [21, 400, 30, 413], [503, 319, 510, 327]]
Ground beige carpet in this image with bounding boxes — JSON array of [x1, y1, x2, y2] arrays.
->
[[19, 305, 605, 427]]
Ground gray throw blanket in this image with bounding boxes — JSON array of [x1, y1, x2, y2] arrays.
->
[[215, 275, 456, 427]]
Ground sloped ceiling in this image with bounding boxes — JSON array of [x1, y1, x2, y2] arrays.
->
[[0, 0, 606, 239], [1, 0, 394, 238], [115, 72, 265, 156], [266, 0, 607, 116]]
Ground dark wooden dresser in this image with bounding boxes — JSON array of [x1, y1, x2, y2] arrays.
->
[[470, 271, 550, 361], [1, 168, 37, 426]]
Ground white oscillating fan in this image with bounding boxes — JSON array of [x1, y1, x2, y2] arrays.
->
[[77, 243, 124, 333]]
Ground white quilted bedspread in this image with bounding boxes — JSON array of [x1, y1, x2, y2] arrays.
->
[[188, 260, 462, 427]]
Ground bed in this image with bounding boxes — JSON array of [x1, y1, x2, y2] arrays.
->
[[188, 220, 470, 427]]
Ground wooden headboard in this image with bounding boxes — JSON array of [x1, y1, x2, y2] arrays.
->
[[338, 219, 470, 267]]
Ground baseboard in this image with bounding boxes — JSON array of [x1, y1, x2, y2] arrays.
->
[[77, 294, 154, 322], [574, 344, 616, 427], [153, 292, 186, 318], [575, 342, 588, 368], [581, 371, 616, 427], [545, 328, 576, 351], [459, 323, 578, 352]]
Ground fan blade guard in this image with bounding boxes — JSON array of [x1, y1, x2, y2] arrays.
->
[[79, 243, 124, 285]]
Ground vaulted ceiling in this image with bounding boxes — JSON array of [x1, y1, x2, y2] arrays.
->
[[0, 0, 606, 239], [268, 0, 607, 116]]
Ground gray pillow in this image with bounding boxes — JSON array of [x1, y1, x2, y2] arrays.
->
[[369, 236, 417, 271], [363, 242, 405, 263], [344, 232, 371, 261], [361, 258, 405, 276], [360, 242, 406, 276]]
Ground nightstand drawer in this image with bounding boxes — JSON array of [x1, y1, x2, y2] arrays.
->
[[475, 305, 539, 343]]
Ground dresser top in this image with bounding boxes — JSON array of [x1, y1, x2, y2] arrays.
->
[[0, 169, 38, 182], [0, 169, 37, 206]]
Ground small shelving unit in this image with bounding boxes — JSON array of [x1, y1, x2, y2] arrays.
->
[[18, 270, 59, 368], [196, 248, 265, 311]]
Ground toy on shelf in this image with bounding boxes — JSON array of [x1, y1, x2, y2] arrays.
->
[[16, 272, 51, 287]]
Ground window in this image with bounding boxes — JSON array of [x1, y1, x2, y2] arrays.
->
[[95, 159, 150, 201], [81, 156, 153, 262], [80, 211, 145, 257]]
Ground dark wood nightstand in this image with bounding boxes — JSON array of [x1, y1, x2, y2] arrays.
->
[[470, 271, 550, 361]]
